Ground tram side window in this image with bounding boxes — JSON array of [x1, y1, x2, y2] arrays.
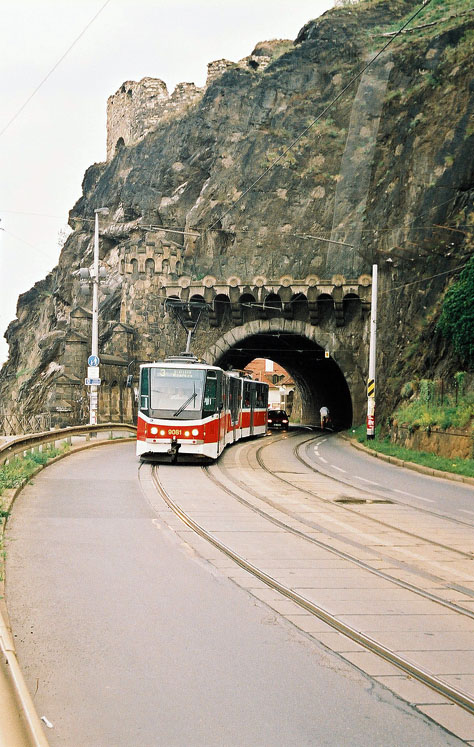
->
[[256, 383, 268, 408], [229, 376, 241, 424], [203, 371, 221, 416], [140, 368, 149, 413], [243, 381, 252, 408]]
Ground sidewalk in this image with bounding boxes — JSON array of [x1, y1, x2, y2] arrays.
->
[[1, 484, 48, 746], [0, 432, 136, 746]]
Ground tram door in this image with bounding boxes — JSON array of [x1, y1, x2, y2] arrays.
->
[[229, 376, 240, 442], [249, 386, 256, 436]]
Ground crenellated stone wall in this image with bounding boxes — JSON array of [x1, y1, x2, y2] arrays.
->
[[107, 78, 203, 160], [107, 47, 276, 160]]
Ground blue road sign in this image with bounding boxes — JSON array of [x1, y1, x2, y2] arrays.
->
[[85, 378, 101, 386], [88, 355, 100, 367]]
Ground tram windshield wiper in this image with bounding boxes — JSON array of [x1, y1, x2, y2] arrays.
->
[[173, 384, 197, 417]]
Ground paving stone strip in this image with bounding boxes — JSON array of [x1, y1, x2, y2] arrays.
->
[[141, 443, 474, 742]]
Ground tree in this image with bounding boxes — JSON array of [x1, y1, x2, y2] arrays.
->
[[437, 256, 474, 365]]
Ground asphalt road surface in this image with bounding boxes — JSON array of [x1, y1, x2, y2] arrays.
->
[[5, 443, 464, 746], [304, 432, 474, 521]]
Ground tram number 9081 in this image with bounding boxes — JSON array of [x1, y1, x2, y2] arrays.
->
[[168, 429, 182, 436]]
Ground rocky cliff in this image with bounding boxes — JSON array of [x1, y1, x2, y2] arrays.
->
[[1, 0, 473, 430]]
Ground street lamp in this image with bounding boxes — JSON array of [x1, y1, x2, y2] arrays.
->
[[89, 207, 108, 425]]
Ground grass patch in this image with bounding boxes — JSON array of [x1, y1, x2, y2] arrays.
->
[[347, 424, 474, 478], [393, 380, 474, 431], [0, 443, 70, 583], [0, 444, 69, 496], [366, 0, 473, 42]]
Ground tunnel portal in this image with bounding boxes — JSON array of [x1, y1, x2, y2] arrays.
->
[[212, 330, 353, 429]]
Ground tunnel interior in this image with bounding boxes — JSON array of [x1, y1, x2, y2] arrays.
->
[[214, 332, 353, 429]]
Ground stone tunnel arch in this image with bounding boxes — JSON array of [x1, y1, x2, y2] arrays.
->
[[204, 320, 354, 428]]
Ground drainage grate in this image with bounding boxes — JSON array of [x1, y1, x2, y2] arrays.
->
[[335, 497, 367, 504], [335, 496, 393, 505]]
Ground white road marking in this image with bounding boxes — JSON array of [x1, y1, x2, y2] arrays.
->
[[392, 488, 434, 503], [355, 476, 380, 486], [331, 465, 347, 473], [319, 456, 328, 464], [460, 509, 474, 516]]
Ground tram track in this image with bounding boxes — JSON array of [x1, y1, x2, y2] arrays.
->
[[261, 433, 474, 560], [295, 434, 474, 533], [245, 432, 474, 599], [203, 455, 474, 620], [150, 449, 474, 717]]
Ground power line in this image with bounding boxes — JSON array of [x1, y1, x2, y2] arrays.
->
[[0, 226, 59, 263], [381, 264, 468, 294], [0, 210, 64, 219], [207, 0, 435, 230], [140, 263, 467, 311], [0, 0, 112, 139]]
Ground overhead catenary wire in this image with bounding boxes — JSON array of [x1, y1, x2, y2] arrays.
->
[[2, 0, 468, 282], [0, 0, 112, 140], [115, 262, 467, 314], [207, 0, 435, 231], [381, 263, 468, 294]]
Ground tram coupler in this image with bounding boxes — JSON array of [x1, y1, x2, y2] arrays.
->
[[167, 438, 181, 463]]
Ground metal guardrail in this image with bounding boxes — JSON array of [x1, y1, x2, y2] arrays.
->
[[0, 422, 137, 467]]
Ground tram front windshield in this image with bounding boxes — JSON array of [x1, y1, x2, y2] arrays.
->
[[149, 367, 205, 419]]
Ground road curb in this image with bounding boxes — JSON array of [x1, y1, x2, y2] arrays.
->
[[0, 436, 135, 746], [339, 433, 474, 486]]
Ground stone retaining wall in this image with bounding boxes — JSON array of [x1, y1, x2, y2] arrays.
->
[[388, 424, 473, 460]]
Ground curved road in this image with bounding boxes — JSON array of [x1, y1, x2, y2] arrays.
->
[[303, 432, 474, 521], [5, 442, 464, 745]]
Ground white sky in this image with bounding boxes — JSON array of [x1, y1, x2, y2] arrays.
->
[[0, 0, 333, 365]]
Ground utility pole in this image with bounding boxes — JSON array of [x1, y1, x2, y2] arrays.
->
[[88, 207, 108, 425], [367, 263, 377, 439]]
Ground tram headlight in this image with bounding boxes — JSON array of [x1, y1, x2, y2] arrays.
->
[[150, 426, 158, 435], [192, 428, 199, 436], [184, 430, 190, 437], [160, 429, 166, 436]]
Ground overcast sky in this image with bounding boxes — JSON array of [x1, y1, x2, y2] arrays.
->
[[0, 0, 333, 364]]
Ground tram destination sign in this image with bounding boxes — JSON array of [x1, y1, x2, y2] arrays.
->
[[157, 368, 201, 378]]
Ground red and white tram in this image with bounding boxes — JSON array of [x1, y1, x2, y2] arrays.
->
[[136, 354, 269, 462]]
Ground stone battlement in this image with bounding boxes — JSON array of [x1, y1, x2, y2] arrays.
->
[[106, 49, 274, 161], [106, 77, 203, 160]]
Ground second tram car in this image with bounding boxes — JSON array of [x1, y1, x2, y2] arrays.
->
[[136, 355, 269, 462]]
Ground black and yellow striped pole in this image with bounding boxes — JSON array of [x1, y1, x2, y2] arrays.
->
[[367, 264, 377, 439]]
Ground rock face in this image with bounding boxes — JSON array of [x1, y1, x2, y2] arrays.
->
[[1, 0, 473, 431]]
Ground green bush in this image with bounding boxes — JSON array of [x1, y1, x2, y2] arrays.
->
[[437, 256, 474, 364], [394, 376, 473, 431]]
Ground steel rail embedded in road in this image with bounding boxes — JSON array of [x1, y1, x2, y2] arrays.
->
[[296, 434, 474, 532], [150, 463, 474, 716], [288, 435, 474, 560], [204, 455, 474, 620], [255, 433, 474, 610]]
